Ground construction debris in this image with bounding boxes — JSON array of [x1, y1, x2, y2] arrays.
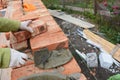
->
[[54, 18, 120, 80], [86, 52, 98, 67], [49, 9, 95, 29]]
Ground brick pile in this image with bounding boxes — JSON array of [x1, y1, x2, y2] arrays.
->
[[4, 0, 86, 80]]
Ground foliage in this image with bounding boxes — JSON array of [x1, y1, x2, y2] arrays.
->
[[42, 0, 120, 44]]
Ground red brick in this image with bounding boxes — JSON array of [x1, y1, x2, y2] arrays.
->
[[39, 11, 50, 17], [30, 19, 62, 37], [13, 31, 31, 42], [10, 32, 17, 44], [30, 19, 47, 36], [11, 58, 81, 80], [46, 20, 58, 26], [39, 15, 54, 22], [30, 31, 68, 51], [62, 58, 81, 75], [11, 40, 28, 50], [0, 44, 8, 48], [5, 32, 10, 40], [12, 9, 41, 21]]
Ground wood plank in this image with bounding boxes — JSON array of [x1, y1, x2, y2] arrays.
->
[[48, 9, 95, 29], [83, 29, 120, 62]]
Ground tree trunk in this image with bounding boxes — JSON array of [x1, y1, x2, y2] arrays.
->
[[94, 0, 97, 15]]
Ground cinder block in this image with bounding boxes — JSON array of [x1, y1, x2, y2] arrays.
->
[[30, 31, 68, 52], [30, 19, 47, 36], [10, 40, 28, 50], [11, 58, 81, 80]]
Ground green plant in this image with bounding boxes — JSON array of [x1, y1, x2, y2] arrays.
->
[[42, 0, 120, 44]]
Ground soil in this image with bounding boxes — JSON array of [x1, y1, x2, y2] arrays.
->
[[54, 17, 120, 80]]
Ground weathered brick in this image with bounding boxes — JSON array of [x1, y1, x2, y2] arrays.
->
[[10, 40, 28, 50], [11, 58, 81, 80], [30, 31, 68, 51], [13, 31, 31, 42], [30, 19, 47, 36], [9, 31, 31, 44]]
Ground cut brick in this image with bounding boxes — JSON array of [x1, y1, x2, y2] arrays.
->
[[11, 58, 81, 80], [10, 40, 28, 50], [29, 19, 47, 36], [30, 31, 68, 51]]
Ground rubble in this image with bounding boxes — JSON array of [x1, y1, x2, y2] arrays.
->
[[54, 17, 120, 80]]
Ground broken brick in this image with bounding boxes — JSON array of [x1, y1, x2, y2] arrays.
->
[[10, 40, 28, 50], [30, 31, 68, 52], [11, 58, 81, 80], [29, 19, 47, 36]]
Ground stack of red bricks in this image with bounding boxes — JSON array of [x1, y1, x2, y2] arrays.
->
[[4, 0, 87, 80], [6, 19, 48, 50], [5, 0, 68, 51]]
